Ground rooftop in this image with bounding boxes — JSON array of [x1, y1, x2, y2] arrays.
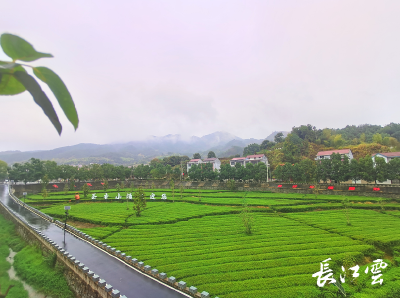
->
[[231, 157, 246, 161], [203, 158, 218, 162], [316, 149, 351, 156], [372, 152, 400, 158]]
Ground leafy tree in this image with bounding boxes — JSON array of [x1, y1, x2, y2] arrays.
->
[[132, 187, 146, 217], [103, 180, 108, 191], [292, 124, 316, 142], [207, 151, 216, 158], [115, 183, 120, 192], [241, 196, 253, 235], [243, 143, 261, 156], [227, 179, 237, 191], [0, 160, 7, 180], [359, 155, 375, 183], [372, 133, 383, 144], [282, 133, 304, 163], [41, 174, 49, 190], [63, 183, 69, 195], [130, 181, 135, 192], [120, 181, 125, 189], [69, 177, 75, 190], [81, 183, 90, 198], [388, 158, 400, 181], [274, 132, 285, 143], [193, 153, 201, 159], [349, 159, 362, 183], [260, 140, 275, 150], [170, 180, 175, 202], [41, 188, 49, 201], [0, 33, 78, 134], [255, 162, 268, 182], [374, 157, 389, 183], [179, 185, 184, 200]]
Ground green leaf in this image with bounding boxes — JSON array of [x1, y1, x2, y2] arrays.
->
[[33, 67, 78, 130], [1, 33, 53, 62], [0, 63, 26, 95], [0, 61, 19, 69], [13, 71, 62, 135]]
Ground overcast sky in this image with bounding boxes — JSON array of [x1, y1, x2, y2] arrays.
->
[[1, 0, 400, 151]]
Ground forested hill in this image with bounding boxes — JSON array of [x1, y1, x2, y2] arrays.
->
[[251, 123, 400, 171]]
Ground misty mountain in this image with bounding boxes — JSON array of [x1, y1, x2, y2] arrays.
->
[[0, 131, 288, 166]]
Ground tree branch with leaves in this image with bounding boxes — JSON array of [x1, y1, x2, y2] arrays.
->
[[0, 33, 78, 134]]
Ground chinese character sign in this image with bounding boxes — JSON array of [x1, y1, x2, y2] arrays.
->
[[313, 258, 388, 287]]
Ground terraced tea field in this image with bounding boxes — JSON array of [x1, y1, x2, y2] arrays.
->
[[34, 188, 400, 297]]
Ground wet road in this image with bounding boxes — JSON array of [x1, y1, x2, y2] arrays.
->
[[0, 184, 189, 298]]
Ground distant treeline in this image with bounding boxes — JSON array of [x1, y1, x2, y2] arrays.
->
[[7, 156, 190, 183], [273, 153, 400, 184]]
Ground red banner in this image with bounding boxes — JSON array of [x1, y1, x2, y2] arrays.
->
[[292, 185, 298, 188], [52, 184, 58, 188], [327, 186, 334, 190], [278, 185, 282, 188], [87, 183, 92, 186], [348, 187, 355, 191], [309, 185, 315, 189], [373, 187, 380, 191]]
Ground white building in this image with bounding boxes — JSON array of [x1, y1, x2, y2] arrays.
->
[[372, 152, 400, 163], [230, 154, 268, 167], [230, 157, 246, 167], [202, 158, 221, 171], [245, 154, 268, 166], [315, 149, 353, 161], [371, 152, 400, 184], [187, 159, 202, 172]]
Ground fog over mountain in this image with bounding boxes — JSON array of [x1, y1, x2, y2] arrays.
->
[[0, 131, 288, 166]]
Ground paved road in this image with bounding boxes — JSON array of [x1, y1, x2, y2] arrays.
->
[[0, 184, 189, 298]]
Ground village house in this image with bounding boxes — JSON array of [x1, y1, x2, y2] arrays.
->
[[202, 158, 221, 171], [230, 154, 268, 167], [315, 149, 353, 161], [187, 159, 202, 172], [372, 152, 400, 163], [245, 154, 268, 166], [230, 157, 246, 167]]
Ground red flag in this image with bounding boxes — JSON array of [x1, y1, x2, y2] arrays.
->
[[373, 187, 380, 191], [277, 185, 282, 188], [87, 183, 92, 186], [52, 184, 58, 188], [292, 185, 297, 188], [348, 187, 355, 191], [328, 186, 334, 190], [309, 185, 315, 189]]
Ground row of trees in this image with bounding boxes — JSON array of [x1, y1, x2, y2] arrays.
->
[[7, 156, 190, 183], [273, 153, 400, 184], [188, 162, 269, 182]]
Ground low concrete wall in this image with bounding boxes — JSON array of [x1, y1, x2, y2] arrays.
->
[[12, 180, 400, 200], [0, 193, 124, 298], [2, 189, 210, 298]]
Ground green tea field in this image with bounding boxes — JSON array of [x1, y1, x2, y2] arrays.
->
[[34, 188, 400, 298]]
